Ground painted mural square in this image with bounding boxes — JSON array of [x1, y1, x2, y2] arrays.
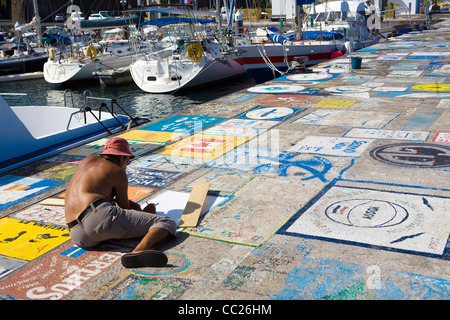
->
[[187, 177, 325, 246], [12, 205, 66, 227], [118, 130, 184, 143], [271, 257, 450, 300], [274, 72, 340, 82], [234, 106, 303, 121], [0, 242, 129, 300], [216, 92, 259, 103], [202, 118, 279, 138], [0, 218, 70, 261], [0, 255, 25, 280], [155, 134, 248, 160], [288, 136, 373, 157], [312, 99, 356, 109], [256, 94, 322, 107], [0, 175, 65, 211], [62, 138, 163, 158], [344, 128, 430, 141], [281, 186, 450, 258], [292, 109, 399, 129], [136, 115, 226, 134], [433, 132, 450, 143], [130, 154, 206, 172], [126, 167, 183, 188], [207, 145, 353, 183]]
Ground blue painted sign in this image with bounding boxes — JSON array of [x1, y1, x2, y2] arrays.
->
[[137, 115, 226, 134]]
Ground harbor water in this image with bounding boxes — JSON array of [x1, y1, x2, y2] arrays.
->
[[0, 73, 256, 121]]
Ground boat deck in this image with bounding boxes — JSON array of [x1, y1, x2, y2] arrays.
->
[[0, 17, 449, 305]]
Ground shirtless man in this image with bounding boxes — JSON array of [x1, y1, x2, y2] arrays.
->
[[65, 137, 177, 268]]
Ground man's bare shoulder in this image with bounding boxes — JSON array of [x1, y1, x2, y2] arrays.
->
[[79, 155, 122, 175]]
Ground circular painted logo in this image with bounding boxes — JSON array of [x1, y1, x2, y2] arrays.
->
[[285, 72, 333, 81], [245, 106, 294, 120], [325, 199, 409, 228], [247, 85, 305, 93], [370, 143, 450, 168], [131, 252, 190, 277]]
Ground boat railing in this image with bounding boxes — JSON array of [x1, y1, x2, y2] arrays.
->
[[81, 90, 146, 134], [0, 92, 33, 105], [63, 89, 148, 134]]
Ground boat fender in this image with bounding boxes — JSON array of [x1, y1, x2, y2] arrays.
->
[[86, 45, 98, 59], [187, 43, 203, 62], [48, 48, 56, 61]]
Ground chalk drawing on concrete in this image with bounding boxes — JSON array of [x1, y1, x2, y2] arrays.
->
[[0, 175, 65, 212], [370, 143, 450, 168], [97, 274, 190, 300], [0, 255, 25, 280], [186, 169, 254, 193], [271, 257, 450, 299], [275, 72, 339, 82], [12, 205, 66, 227], [323, 86, 372, 94], [118, 130, 184, 143], [155, 134, 248, 160], [130, 154, 206, 172], [216, 92, 260, 102], [410, 84, 450, 92], [288, 136, 373, 157], [202, 118, 279, 138], [313, 99, 356, 109], [280, 185, 450, 258], [387, 70, 423, 77], [344, 128, 430, 142], [0, 242, 129, 300], [256, 94, 322, 107], [235, 106, 303, 121], [63, 138, 163, 158], [400, 110, 442, 131], [206, 145, 353, 183], [126, 167, 184, 188], [433, 132, 450, 143], [46, 154, 85, 165], [292, 109, 400, 129], [187, 177, 324, 246], [247, 85, 306, 94], [131, 252, 191, 277], [0, 218, 69, 261], [437, 99, 450, 108], [136, 115, 226, 134]]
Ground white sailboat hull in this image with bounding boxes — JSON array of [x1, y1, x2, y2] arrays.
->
[[44, 54, 133, 84], [130, 52, 246, 93]]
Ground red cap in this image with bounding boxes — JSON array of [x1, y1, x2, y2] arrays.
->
[[100, 137, 135, 159]]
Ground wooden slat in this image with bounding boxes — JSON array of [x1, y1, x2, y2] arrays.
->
[[178, 182, 210, 228], [39, 198, 65, 206]]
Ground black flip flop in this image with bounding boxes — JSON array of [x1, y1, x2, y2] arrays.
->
[[121, 250, 168, 268]]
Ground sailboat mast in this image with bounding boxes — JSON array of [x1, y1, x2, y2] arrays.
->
[[32, 0, 43, 46]]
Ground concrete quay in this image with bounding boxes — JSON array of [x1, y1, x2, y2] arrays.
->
[[0, 18, 449, 305]]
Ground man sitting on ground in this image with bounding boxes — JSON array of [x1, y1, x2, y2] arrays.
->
[[65, 137, 176, 268]]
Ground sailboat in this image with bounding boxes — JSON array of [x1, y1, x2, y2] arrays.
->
[[230, 0, 379, 82], [0, 0, 47, 79], [43, 6, 151, 85], [128, 5, 246, 93]]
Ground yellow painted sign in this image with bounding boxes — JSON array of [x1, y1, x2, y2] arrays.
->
[[411, 84, 450, 92], [313, 99, 356, 109], [155, 134, 248, 159], [0, 218, 70, 261], [118, 130, 184, 143]]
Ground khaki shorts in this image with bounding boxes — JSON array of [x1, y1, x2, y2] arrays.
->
[[68, 199, 177, 249]]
